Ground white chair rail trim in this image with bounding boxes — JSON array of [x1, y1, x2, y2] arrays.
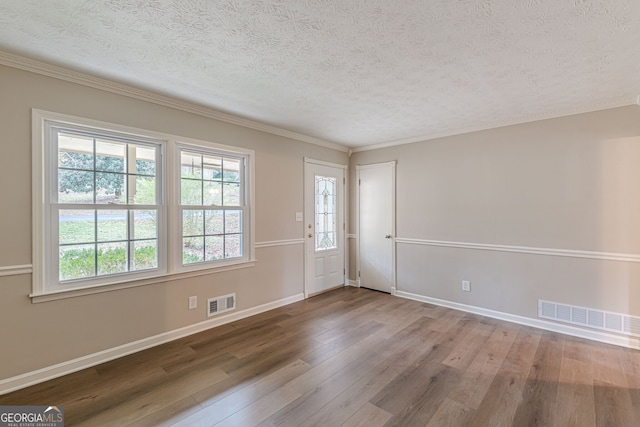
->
[[395, 238, 640, 263]]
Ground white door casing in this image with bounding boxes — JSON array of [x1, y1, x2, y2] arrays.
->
[[356, 162, 395, 294], [304, 159, 346, 297]]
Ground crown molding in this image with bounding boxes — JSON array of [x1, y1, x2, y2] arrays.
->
[[0, 50, 348, 153], [3, 50, 636, 154], [351, 97, 639, 153]]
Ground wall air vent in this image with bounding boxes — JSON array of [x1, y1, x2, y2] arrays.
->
[[208, 293, 236, 317], [538, 300, 640, 338]]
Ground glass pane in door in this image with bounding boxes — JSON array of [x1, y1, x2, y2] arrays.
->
[[315, 175, 337, 251]]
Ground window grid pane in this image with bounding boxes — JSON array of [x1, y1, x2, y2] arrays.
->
[[133, 240, 158, 271], [59, 244, 95, 281]]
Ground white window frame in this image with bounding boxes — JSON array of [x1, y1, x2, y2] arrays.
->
[[32, 110, 255, 302]]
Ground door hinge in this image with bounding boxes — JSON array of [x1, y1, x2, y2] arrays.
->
[[358, 270, 361, 277], [343, 268, 346, 275], [343, 177, 345, 184], [358, 179, 361, 185]]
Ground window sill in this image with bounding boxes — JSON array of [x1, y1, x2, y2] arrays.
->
[[30, 260, 256, 303]]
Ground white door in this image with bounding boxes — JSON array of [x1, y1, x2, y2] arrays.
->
[[357, 162, 395, 293], [304, 160, 346, 297]]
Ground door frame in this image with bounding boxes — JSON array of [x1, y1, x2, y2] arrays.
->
[[356, 161, 396, 295], [303, 158, 348, 299]]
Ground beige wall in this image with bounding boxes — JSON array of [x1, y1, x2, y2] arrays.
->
[[0, 64, 347, 380], [350, 106, 640, 318]]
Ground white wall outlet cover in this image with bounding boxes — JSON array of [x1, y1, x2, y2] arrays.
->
[[461, 281, 471, 292], [295, 212, 303, 221], [188, 296, 197, 309]]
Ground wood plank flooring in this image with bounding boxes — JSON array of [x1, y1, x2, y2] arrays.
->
[[2, 287, 639, 426]]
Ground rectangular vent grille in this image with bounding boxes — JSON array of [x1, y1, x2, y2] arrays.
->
[[539, 300, 640, 338], [624, 317, 640, 336], [557, 304, 571, 322], [208, 293, 236, 317], [572, 307, 587, 325]]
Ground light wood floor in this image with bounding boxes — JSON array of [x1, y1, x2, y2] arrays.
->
[[2, 287, 639, 426]]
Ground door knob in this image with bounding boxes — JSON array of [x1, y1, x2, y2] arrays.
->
[[308, 233, 313, 238], [385, 234, 392, 239]]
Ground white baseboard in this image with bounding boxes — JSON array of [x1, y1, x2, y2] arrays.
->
[[396, 291, 640, 350], [0, 293, 305, 395]]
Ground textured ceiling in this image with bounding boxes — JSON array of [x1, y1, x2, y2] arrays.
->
[[1, 1, 639, 148]]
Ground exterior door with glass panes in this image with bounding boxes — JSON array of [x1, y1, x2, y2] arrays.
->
[[304, 160, 345, 297]]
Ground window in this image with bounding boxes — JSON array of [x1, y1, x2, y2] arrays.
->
[[50, 123, 163, 288], [178, 147, 248, 266], [33, 110, 254, 300]]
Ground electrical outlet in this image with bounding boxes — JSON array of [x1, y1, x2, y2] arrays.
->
[[461, 280, 471, 292], [188, 296, 197, 309], [295, 212, 303, 222]]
